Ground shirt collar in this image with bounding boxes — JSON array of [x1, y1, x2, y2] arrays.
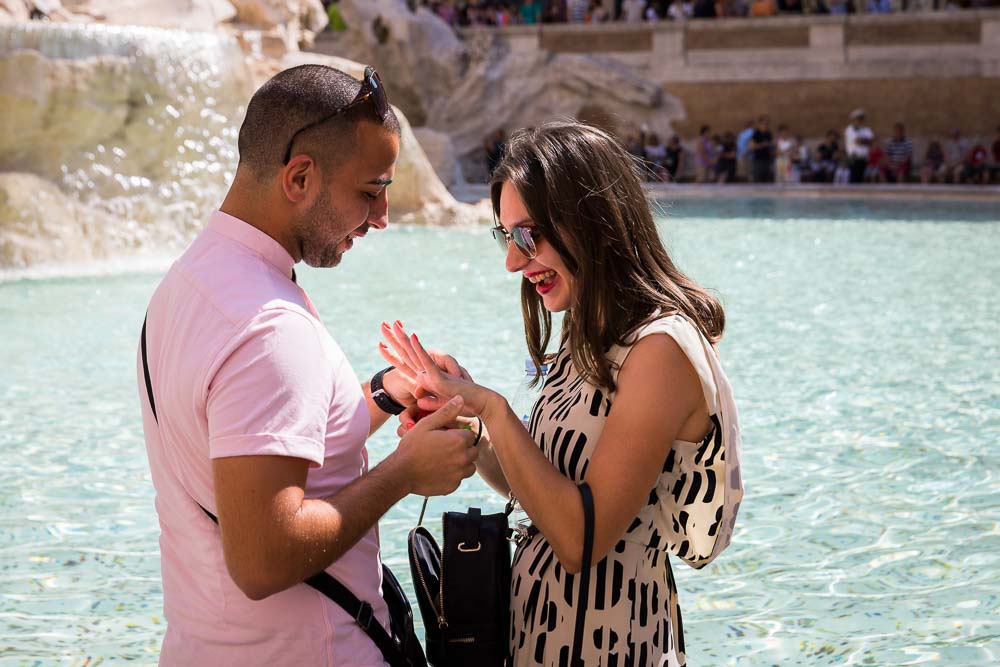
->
[[207, 210, 296, 281]]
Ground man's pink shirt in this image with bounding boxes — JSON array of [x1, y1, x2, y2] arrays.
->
[[138, 211, 389, 666]]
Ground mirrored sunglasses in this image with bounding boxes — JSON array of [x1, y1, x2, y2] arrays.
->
[[491, 224, 537, 259]]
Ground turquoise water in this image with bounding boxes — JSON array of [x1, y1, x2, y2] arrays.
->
[[1, 199, 997, 665]]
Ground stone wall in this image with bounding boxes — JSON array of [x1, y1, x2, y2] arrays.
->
[[665, 77, 1000, 141], [456, 10, 1000, 144]]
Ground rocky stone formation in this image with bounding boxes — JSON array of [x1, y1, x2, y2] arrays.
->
[[411, 127, 458, 189], [0, 171, 126, 267], [325, 0, 681, 174], [325, 0, 466, 128]]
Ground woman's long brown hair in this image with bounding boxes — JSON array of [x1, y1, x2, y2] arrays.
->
[[490, 121, 725, 391]]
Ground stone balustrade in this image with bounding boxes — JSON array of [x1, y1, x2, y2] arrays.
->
[[457, 9, 1000, 79]]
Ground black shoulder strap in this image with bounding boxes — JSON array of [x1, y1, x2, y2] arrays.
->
[[139, 317, 407, 667], [197, 507, 407, 667], [140, 317, 158, 424], [571, 481, 595, 667]]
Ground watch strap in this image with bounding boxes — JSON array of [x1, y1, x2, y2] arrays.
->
[[370, 366, 406, 415]]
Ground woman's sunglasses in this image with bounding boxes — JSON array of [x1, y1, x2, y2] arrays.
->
[[491, 224, 538, 259], [282, 66, 389, 164]]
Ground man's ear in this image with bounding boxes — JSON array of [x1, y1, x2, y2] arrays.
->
[[281, 154, 315, 204]]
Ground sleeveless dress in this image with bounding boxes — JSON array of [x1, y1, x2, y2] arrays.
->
[[509, 314, 743, 666]]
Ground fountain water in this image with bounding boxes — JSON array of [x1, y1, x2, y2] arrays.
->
[[0, 22, 252, 271]]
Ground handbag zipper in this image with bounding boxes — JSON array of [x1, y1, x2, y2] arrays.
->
[[410, 529, 448, 629], [437, 528, 449, 628]]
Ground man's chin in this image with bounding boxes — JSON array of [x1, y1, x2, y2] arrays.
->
[[302, 250, 343, 269]]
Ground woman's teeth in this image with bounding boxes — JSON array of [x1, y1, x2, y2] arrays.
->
[[527, 271, 556, 285]]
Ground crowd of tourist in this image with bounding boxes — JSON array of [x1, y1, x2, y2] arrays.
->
[[482, 114, 999, 185], [414, 0, 995, 26], [617, 112, 1000, 185]]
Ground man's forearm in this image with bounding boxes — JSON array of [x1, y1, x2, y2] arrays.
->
[[241, 454, 409, 599]]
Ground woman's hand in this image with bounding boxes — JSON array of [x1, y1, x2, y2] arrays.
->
[[378, 320, 473, 408], [379, 321, 499, 418]]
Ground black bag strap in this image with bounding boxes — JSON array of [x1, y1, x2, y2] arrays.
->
[[140, 317, 158, 423], [571, 482, 595, 667], [140, 317, 409, 667], [198, 507, 408, 667]]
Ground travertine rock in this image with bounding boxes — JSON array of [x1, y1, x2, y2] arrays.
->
[[326, 0, 680, 168], [327, 0, 466, 127], [0, 0, 29, 22], [60, 0, 237, 30], [412, 127, 459, 189], [0, 171, 123, 267]]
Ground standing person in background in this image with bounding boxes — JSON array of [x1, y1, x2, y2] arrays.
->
[[961, 142, 990, 185], [520, 0, 543, 23], [622, 0, 646, 21], [644, 132, 669, 181], [944, 129, 970, 184], [749, 115, 774, 183], [920, 140, 947, 184], [695, 125, 715, 182], [864, 133, 886, 183], [775, 124, 795, 184], [137, 64, 478, 666], [990, 125, 1000, 184], [716, 131, 738, 183], [844, 108, 873, 184], [815, 130, 841, 183], [736, 118, 755, 181], [884, 122, 913, 183], [567, 0, 589, 22], [664, 133, 686, 182]]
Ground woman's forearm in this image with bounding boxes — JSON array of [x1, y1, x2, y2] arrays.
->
[[481, 394, 587, 572]]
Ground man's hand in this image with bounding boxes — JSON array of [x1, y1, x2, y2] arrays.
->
[[389, 395, 478, 497]]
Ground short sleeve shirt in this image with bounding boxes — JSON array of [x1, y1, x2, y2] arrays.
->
[[138, 211, 388, 666]]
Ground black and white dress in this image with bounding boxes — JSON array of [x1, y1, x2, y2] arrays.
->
[[509, 314, 743, 666]]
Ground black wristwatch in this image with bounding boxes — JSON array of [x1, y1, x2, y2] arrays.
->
[[370, 366, 406, 415]]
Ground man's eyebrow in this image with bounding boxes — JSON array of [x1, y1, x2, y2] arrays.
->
[[368, 178, 393, 186]]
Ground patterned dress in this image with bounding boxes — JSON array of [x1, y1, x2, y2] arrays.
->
[[509, 314, 743, 666]]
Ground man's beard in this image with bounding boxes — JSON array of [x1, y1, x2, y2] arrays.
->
[[294, 189, 348, 268]]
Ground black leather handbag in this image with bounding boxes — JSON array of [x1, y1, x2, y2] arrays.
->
[[408, 499, 513, 666]]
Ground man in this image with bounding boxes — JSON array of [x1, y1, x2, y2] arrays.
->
[[736, 118, 755, 180], [137, 64, 478, 665], [991, 125, 1000, 184], [749, 115, 774, 183], [622, 0, 646, 22], [815, 129, 841, 183], [884, 122, 913, 183], [844, 108, 873, 184], [944, 128, 970, 183]]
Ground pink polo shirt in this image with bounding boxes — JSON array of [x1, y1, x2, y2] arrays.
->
[[138, 211, 389, 666]]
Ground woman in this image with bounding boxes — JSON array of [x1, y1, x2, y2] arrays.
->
[[382, 122, 743, 666]]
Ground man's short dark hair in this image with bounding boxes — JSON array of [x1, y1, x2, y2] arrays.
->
[[237, 64, 400, 180]]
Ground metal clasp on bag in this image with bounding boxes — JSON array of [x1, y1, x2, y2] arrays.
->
[[457, 541, 481, 552], [505, 492, 533, 545]]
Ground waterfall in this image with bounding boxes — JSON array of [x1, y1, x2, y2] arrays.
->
[[0, 22, 253, 274]]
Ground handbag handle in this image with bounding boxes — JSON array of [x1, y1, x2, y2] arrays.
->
[[571, 482, 595, 666]]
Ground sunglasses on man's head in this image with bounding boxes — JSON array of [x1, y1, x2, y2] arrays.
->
[[282, 66, 390, 164], [492, 224, 538, 259]]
